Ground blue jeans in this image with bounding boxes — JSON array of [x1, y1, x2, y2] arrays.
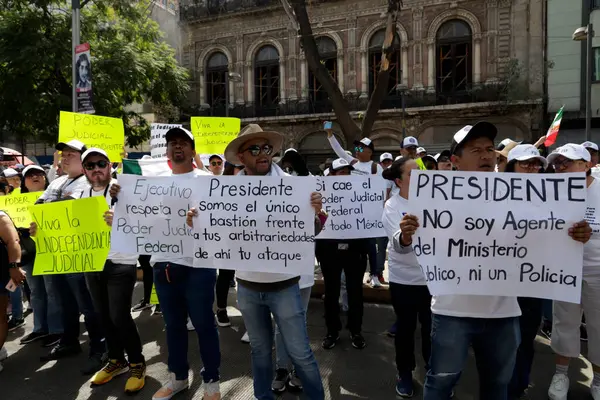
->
[[23, 263, 63, 334], [275, 286, 312, 370], [9, 286, 23, 320], [153, 263, 220, 382], [424, 314, 520, 400], [237, 283, 324, 400]]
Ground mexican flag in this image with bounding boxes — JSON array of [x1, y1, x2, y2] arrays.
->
[[544, 106, 564, 147], [121, 158, 172, 176]]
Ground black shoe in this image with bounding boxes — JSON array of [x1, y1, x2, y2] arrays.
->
[[581, 324, 588, 342], [216, 309, 231, 327], [81, 352, 108, 375], [20, 331, 49, 345], [351, 333, 366, 349], [41, 334, 62, 348], [131, 300, 152, 312], [7, 318, 25, 332], [271, 368, 289, 393], [321, 334, 339, 350], [40, 342, 82, 361], [540, 325, 552, 340]]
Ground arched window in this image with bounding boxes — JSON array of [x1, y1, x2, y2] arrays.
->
[[368, 29, 401, 105], [205, 52, 228, 111], [436, 19, 472, 99], [308, 36, 337, 110], [254, 45, 280, 112]]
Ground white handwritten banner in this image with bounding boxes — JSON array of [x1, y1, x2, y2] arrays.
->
[[409, 170, 587, 303], [316, 175, 386, 239], [192, 176, 316, 275], [150, 123, 182, 159], [111, 174, 197, 257]]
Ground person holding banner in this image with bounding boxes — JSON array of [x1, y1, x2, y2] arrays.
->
[[210, 123, 325, 400], [545, 144, 600, 400], [108, 127, 221, 400], [382, 156, 431, 398], [75, 148, 146, 393], [2, 168, 21, 194], [20, 165, 49, 193]]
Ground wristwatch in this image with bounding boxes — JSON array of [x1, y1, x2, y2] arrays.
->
[[8, 262, 21, 269]]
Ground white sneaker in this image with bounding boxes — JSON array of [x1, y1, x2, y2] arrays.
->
[[187, 318, 195, 331], [370, 275, 382, 288], [592, 382, 600, 400], [152, 373, 189, 400], [0, 347, 7, 361], [548, 373, 569, 400], [241, 331, 250, 344]]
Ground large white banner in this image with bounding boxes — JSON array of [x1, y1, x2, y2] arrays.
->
[[150, 123, 182, 159], [192, 176, 317, 275], [316, 175, 387, 239], [409, 170, 587, 303], [111, 174, 197, 257]]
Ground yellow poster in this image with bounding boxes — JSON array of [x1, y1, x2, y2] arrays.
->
[[0, 191, 43, 227], [59, 111, 125, 162], [150, 284, 159, 305], [191, 117, 241, 154], [30, 196, 110, 275]]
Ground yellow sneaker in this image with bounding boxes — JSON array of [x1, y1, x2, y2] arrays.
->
[[125, 362, 146, 393], [91, 359, 129, 386]]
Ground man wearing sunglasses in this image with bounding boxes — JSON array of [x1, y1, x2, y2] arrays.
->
[[207, 155, 224, 176], [74, 148, 146, 394]]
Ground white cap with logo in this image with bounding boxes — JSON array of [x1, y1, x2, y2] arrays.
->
[[582, 141, 599, 151], [416, 147, 426, 154], [402, 136, 418, 148], [81, 147, 109, 162], [56, 139, 87, 153], [331, 158, 355, 172], [508, 144, 548, 169], [547, 143, 591, 164], [2, 168, 18, 178], [379, 152, 393, 163]]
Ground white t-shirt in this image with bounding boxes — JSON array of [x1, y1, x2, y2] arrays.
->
[[75, 179, 138, 265], [150, 169, 211, 268], [351, 160, 384, 176], [591, 166, 600, 180], [431, 294, 521, 318], [382, 195, 426, 285], [387, 179, 399, 198], [37, 174, 90, 203], [584, 178, 600, 278]]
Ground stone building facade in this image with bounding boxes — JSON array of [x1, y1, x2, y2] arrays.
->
[[180, 0, 545, 167]]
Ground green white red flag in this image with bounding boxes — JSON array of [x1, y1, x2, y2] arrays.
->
[[544, 106, 564, 147]]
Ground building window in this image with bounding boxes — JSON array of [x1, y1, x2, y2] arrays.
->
[[254, 45, 280, 109], [205, 52, 228, 110], [308, 36, 337, 108], [368, 29, 401, 98], [436, 19, 472, 97]]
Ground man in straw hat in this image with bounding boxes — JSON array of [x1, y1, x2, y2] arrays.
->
[[188, 124, 325, 399]]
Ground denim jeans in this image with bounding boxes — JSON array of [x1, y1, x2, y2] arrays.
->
[[237, 283, 324, 400], [22, 263, 63, 334], [424, 314, 520, 400], [55, 273, 105, 354], [9, 286, 23, 320], [275, 286, 312, 370], [375, 236, 388, 276], [153, 263, 220, 382]]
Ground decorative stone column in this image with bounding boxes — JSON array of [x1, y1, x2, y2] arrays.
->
[[474, 33, 482, 84], [427, 38, 435, 92]]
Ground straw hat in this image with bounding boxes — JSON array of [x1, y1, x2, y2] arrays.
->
[[224, 124, 283, 165], [495, 140, 518, 158]]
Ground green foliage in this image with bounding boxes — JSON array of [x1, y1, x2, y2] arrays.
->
[[0, 0, 189, 147]]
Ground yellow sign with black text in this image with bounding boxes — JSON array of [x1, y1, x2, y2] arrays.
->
[[59, 111, 124, 161]]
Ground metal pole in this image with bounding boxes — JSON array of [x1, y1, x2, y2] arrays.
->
[[586, 23, 593, 142], [401, 91, 406, 139], [72, 0, 81, 113], [225, 73, 229, 117]]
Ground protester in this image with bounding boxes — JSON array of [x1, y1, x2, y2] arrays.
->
[[2, 168, 21, 194], [433, 150, 452, 171], [504, 144, 548, 399], [416, 147, 427, 158], [421, 154, 437, 170], [380, 152, 393, 170], [400, 137, 419, 159], [110, 127, 221, 400], [207, 155, 224, 176], [495, 139, 518, 172], [382, 157, 430, 398], [583, 141, 600, 179], [198, 123, 325, 400], [131, 255, 154, 312], [398, 123, 592, 400], [317, 158, 368, 351], [546, 143, 600, 400], [280, 148, 311, 176], [76, 148, 146, 393]]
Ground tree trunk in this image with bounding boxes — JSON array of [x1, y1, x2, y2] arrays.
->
[[288, 0, 361, 141]]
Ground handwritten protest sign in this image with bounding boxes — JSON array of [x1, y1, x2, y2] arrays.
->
[[30, 197, 110, 275], [59, 111, 124, 161], [111, 174, 197, 257], [316, 176, 386, 239], [190, 117, 240, 154], [409, 170, 587, 303], [150, 123, 182, 159], [1, 192, 43, 227], [192, 176, 316, 275]]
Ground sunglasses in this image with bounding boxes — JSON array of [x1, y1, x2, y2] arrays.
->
[[354, 146, 365, 153], [242, 144, 274, 157], [211, 161, 223, 167], [84, 160, 110, 170]]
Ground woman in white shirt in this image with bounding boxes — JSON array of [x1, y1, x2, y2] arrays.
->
[[381, 157, 427, 398]]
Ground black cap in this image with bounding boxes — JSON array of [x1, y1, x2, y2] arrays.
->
[[450, 122, 497, 155], [165, 127, 194, 146]]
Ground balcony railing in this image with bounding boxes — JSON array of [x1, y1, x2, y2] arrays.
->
[[180, 0, 279, 21]]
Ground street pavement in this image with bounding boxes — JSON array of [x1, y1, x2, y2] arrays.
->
[[1, 283, 596, 399]]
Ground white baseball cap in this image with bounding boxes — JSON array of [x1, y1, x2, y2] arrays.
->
[[81, 147, 109, 162], [56, 139, 87, 153], [323, 168, 330, 176], [402, 136, 418, 148], [2, 168, 18, 178], [395, 155, 403, 161], [330, 158, 355, 172], [508, 144, 548, 169], [547, 143, 591, 164], [379, 152, 393, 163], [353, 137, 374, 151], [22, 165, 45, 176], [582, 141, 599, 151], [450, 122, 497, 155], [416, 147, 426, 154]]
